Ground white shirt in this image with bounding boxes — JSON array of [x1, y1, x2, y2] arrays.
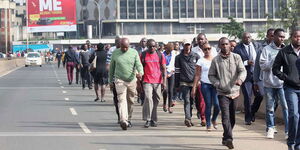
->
[[292, 44, 300, 56], [192, 46, 218, 58], [196, 57, 213, 84], [243, 42, 257, 66]]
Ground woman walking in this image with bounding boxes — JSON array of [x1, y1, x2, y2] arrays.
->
[[89, 43, 108, 102], [192, 43, 220, 131]]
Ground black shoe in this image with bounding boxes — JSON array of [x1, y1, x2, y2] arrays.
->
[[94, 98, 99, 102], [251, 115, 256, 122], [245, 122, 252, 125], [222, 140, 226, 146], [184, 119, 192, 127], [69, 82, 72, 85], [224, 140, 234, 149], [191, 122, 194, 126], [150, 120, 157, 127], [288, 145, 295, 150], [89, 87, 93, 90], [120, 121, 127, 130], [127, 121, 132, 128], [144, 121, 150, 128]]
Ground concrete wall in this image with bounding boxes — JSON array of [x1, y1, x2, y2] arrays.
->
[[0, 58, 24, 76]]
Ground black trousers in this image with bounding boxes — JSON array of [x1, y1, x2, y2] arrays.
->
[[113, 83, 120, 121], [218, 95, 237, 142], [81, 66, 91, 88], [75, 66, 80, 84], [57, 58, 61, 68], [163, 75, 175, 108]]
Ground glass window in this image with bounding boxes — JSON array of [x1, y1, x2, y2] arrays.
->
[[123, 23, 144, 35], [237, 0, 243, 18], [229, 0, 236, 17], [137, 0, 145, 19], [155, 0, 162, 19], [197, 0, 204, 18], [205, 0, 212, 17], [188, 0, 194, 18], [147, 0, 154, 19], [222, 0, 229, 17], [198, 23, 221, 34], [245, 0, 251, 18], [267, 0, 273, 18], [173, 0, 179, 18], [102, 23, 116, 36], [214, 0, 220, 18], [128, 0, 136, 19], [259, 0, 265, 18], [172, 23, 194, 34], [120, 0, 127, 19], [180, 0, 187, 18], [244, 22, 266, 33], [163, 0, 171, 19], [146, 23, 170, 34], [274, 0, 281, 18], [253, 0, 259, 18]]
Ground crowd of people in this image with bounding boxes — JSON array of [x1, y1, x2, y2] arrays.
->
[[56, 28, 300, 150]]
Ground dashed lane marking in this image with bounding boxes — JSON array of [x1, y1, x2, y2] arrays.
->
[[69, 108, 78, 116], [65, 98, 69, 101], [62, 91, 67, 94], [78, 123, 92, 134]]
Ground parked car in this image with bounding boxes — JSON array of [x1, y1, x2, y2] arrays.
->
[[25, 52, 42, 67]]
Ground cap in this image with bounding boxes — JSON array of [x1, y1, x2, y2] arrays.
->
[[183, 39, 191, 45]]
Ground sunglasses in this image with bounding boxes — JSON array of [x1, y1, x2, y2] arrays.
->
[[203, 47, 211, 51]]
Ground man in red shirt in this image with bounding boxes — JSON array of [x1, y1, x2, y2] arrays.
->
[[141, 39, 167, 128]]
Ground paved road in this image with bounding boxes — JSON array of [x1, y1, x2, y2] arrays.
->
[[0, 63, 288, 150]]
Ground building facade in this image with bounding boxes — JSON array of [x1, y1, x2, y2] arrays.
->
[[78, 0, 288, 43]]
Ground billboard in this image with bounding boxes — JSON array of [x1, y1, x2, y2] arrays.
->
[[27, 0, 77, 33]]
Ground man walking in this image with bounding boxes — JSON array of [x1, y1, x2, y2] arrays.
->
[[252, 28, 275, 122], [175, 40, 200, 127], [260, 28, 288, 139], [80, 44, 92, 90], [273, 28, 300, 150], [141, 39, 167, 128], [209, 37, 246, 149], [233, 32, 262, 125], [55, 48, 63, 68], [109, 38, 143, 130]]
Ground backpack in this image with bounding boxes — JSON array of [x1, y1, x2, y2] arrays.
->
[[141, 50, 164, 77]]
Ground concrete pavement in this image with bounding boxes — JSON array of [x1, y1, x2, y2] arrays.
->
[[0, 63, 288, 150]]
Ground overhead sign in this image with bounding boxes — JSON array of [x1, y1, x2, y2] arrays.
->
[[27, 0, 77, 32]]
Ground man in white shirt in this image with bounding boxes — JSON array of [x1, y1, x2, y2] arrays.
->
[[191, 33, 218, 58]]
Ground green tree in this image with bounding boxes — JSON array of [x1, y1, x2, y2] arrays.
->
[[219, 17, 244, 40], [276, 0, 299, 31]]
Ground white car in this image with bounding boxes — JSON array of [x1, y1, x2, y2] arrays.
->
[[25, 52, 42, 67]]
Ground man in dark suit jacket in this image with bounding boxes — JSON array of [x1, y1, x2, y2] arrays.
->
[[233, 32, 262, 125]]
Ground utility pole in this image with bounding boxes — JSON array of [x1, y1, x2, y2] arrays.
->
[[93, 0, 104, 39]]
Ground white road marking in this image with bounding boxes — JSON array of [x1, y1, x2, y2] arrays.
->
[[65, 98, 69, 101], [61, 86, 64, 88], [0, 66, 23, 78], [69, 108, 78, 116], [57, 80, 61, 82], [62, 91, 67, 94], [78, 123, 92, 134], [59, 82, 62, 85]]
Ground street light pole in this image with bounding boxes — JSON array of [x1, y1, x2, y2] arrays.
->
[[93, 0, 104, 39]]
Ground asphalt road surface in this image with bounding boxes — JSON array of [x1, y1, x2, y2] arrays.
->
[[0, 63, 288, 150]]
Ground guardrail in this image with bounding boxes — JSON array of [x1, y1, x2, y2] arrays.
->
[[0, 58, 25, 76]]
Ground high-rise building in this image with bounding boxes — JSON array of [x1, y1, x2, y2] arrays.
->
[[77, 0, 289, 42]]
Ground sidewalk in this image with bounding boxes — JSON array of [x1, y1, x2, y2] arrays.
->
[[90, 88, 288, 150]]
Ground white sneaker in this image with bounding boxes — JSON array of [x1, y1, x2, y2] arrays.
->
[[267, 128, 275, 139], [274, 126, 278, 134]]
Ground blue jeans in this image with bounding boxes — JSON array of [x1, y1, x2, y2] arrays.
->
[[181, 86, 193, 120], [284, 86, 300, 149], [201, 82, 220, 127], [264, 87, 289, 133]]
